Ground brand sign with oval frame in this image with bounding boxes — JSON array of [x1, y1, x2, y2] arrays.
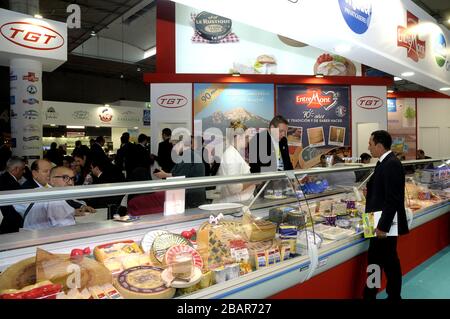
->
[[356, 96, 383, 110], [157, 94, 188, 108], [0, 21, 65, 50]]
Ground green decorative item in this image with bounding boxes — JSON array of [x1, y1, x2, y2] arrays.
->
[[404, 106, 416, 119]]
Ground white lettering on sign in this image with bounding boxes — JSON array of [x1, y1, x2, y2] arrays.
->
[[0, 22, 64, 50]]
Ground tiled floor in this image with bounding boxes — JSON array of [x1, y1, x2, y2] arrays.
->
[[378, 246, 450, 299]]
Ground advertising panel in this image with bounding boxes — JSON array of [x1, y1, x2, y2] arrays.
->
[[171, 0, 450, 95], [277, 85, 351, 168], [42, 101, 143, 128], [176, 4, 361, 76], [387, 98, 417, 160], [193, 83, 274, 137], [10, 59, 42, 159]]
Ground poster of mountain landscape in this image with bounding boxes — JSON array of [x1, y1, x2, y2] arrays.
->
[[193, 83, 274, 139]]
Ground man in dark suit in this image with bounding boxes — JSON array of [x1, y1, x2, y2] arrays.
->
[[90, 136, 110, 165], [22, 159, 52, 189], [134, 134, 152, 172], [86, 158, 125, 208], [249, 115, 293, 173], [0, 157, 25, 234], [364, 130, 409, 300], [157, 128, 175, 173]]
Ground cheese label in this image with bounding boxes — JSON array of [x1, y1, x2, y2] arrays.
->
[[118, 266, 167, 294]]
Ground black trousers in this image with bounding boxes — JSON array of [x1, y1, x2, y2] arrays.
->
[[363, 236, 402, 300]]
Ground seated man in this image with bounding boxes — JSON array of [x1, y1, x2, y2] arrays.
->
[[22, 159, 52, 189], [23, 167, 94, 230]]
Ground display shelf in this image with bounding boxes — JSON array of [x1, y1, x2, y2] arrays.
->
[[0, 158, 448, 299]]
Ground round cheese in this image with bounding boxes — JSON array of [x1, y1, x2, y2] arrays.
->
[[114, 266, 175, 299]]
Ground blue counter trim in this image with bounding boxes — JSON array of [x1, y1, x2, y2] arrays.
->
[[214, 202, 449, 299]]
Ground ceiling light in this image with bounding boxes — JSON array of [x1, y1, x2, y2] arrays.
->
[[95, 126, 100, 128], [315, 73, 324, 78], [133, 127, 139, 130], [104, 104, 110, 107], [120, 74, 124, 79], [137, 67, 141, 72], [67, 126, 85, 129], [387, 89, 394, 93], [394, 76, 402, 81], [401, 71, 414, 77], [90, 30, 96, 37], [34, 14, 43, 19], [439, 87, 450, 91], [50, 124, 56, 127], [232, 72, 240, 77], [143, 47, 156, 59], [334, 44, 351, 54]]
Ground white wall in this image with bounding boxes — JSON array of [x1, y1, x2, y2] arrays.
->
[[417, 98, 450, 158], [351, 86, 388, 158], [150, 84, 193, 154]]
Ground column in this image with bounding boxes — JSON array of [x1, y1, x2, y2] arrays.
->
[[10, 58, 43, 159]]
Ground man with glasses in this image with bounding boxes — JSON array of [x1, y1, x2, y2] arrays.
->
[[0, 157, 26, 233], [23, 167, 94, 230]]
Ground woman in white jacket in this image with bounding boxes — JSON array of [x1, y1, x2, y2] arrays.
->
[[214, 120, 255, 203]]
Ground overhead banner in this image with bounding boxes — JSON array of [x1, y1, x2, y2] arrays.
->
[[387, 98, 417, 160], [277, 85, 351, 169], [150, 83, 192, 154], [175, 3, 361, 76], [42, 101, 144, 128], [0, 8, 67, 71], [169, 0, 450, 95]]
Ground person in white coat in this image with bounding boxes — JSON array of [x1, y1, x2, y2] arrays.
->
[[214, 120, 255, 203]]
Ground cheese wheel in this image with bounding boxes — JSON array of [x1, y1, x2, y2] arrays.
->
[[114, 266, 175, 299]]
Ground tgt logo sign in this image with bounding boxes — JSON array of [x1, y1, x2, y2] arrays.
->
[[356, 96, 383, 110], [157, 94, 188, 108], [0, 22, 64, 50]]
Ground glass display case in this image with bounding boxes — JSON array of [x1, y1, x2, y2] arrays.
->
[[0, 158, 448, 299]]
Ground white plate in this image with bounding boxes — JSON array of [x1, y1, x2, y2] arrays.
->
[[141, 230, 169, 254], [161, 267, 202, 288], [198, 203, 244, 211]]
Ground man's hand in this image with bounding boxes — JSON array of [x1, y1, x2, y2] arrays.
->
[[81, 205, 96, 214], [375, 228, 387, 238], [154, 170, 170, 179], [74, 209, 85, 217]]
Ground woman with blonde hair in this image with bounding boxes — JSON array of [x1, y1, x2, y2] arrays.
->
[[214, 120, 255, 203]]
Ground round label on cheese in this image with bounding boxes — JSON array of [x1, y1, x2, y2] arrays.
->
[[116, 266, 175, 299], [194, 11, 232, 42]]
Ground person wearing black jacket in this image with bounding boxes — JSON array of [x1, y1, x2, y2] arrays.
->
[[249, 115, 293, 173], [0, 157, 25, 233], [134, 134, 152, 172], [364, 130, 409, 300], [90, 136, 109, 164], [85, 159, 125, 209], [157, 128, 175, 173]]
